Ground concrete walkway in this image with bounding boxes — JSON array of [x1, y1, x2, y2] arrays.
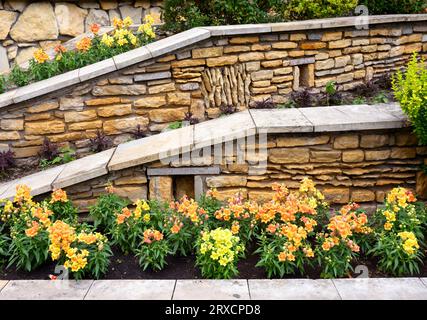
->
[[0, 278, 426, 300]]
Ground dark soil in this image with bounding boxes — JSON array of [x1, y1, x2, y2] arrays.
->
[[1, 243, 426, 280]]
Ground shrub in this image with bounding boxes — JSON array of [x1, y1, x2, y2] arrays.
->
[[163, 0, 275, 33], [277, 0, 358, 21], [369, 188, 426, 276], [196, 227, 245, 279], [352, 80, 380, 98], [90, 130, 113, 152], [360, 0, 426, 14], [89, 184, 129, 231], [0, 149, 15, 172], [392, 53, 427, 145], [135, 228, 170, 271]]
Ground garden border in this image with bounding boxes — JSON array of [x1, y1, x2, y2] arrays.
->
[[0, 278, 426, 300], [0, 14, 426, 109], [0, 103, 408, 200]]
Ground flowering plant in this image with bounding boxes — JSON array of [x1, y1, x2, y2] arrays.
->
[[6, 185, 50, 271], [167, 194, 210, 255], [44, 189, 78, 224], [196, 227, 245, 279], [135, 228, 170, 271], [0, 223, 9, 267], [48, 221, 111, 279], [0, 16, 156, 94], [315, 203, 371, 278], [255, 179, 322, 277], [89, 183, 129, 231], [369, 187, 426, 275], [111, 199, 152, 254], [208, 191, 258, 245]]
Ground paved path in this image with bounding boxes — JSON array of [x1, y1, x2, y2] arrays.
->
[[0, 278, 426, 300]]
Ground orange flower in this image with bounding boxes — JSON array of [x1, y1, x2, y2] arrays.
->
[[54, 44, 67, 54], [90, 23, 100, 34], [278, 251, 287, 262], [76, 37, 92, 52], [50, 189, 68, 203], [105, 183, 115, 194], [231, 222, 240, 235], [171, 224, 181, 234], [25, 221, 40, 237]]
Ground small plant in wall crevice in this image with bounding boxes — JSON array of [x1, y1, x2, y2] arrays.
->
[[90, 130, 113, 153]]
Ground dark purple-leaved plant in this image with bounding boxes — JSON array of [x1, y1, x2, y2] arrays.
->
[[90, 130, 113, 152], [39, 137, 59, 161], [133, 124, 147, 139], [291, 88, 315, 108], [0, 149, 15, 171], [253, 98, 276, 109], [184, 112, 199, 125], [220, 104, 237, 115]]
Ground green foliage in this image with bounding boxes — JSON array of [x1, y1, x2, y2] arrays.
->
[[275, 0, 358, 21], [392, 53, 427, 145], [0, 224, 10, 268], [39, 147, 76, 169], [168, 121, 183, 130], [352, 97, 367, 105], [163, 0, 277, 33], [372, 92, 389, 104], [8, 225, 49, 272], [9, 65, 31, 87], [315, 239, 355, 278], [360, 0, 426, 14], [0, 75, 6, 94], [89, 191, 129, 231], [136, 237, 170, 271], [255, 233, 311, 277]]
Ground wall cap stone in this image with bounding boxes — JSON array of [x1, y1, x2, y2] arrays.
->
[[0, 14, 426, 109], [0, 103, 408, 200]]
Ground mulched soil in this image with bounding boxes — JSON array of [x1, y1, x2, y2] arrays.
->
[[1, 242, 426, 280]]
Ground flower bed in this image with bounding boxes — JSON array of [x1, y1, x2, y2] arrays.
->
[[0, 178, 426, 280], [0, 16, 156, 94]]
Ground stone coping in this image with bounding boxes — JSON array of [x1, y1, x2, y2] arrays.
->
[[0, 278, 426, 300], [0, 14, 426, 108], [0, 103, 408, 200]]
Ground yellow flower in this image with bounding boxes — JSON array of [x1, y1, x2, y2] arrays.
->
[[144, 14, 155, 25], [33, 49, 49, 64], [384, 221, 393, 231], [123, 16, 133, 27], [101, 33, 114, 47], [143, 213, 150, 222]]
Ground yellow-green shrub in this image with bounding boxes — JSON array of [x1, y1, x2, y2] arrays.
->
[[392, 53, 427, 145]]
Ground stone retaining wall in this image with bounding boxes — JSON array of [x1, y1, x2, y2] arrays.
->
[[1, 17, 427, 166], [0, 1, 163, 71], [63, 128, 425, 212]]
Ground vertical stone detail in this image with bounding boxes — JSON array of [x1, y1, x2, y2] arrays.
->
[[149, 176, 173, 202]]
